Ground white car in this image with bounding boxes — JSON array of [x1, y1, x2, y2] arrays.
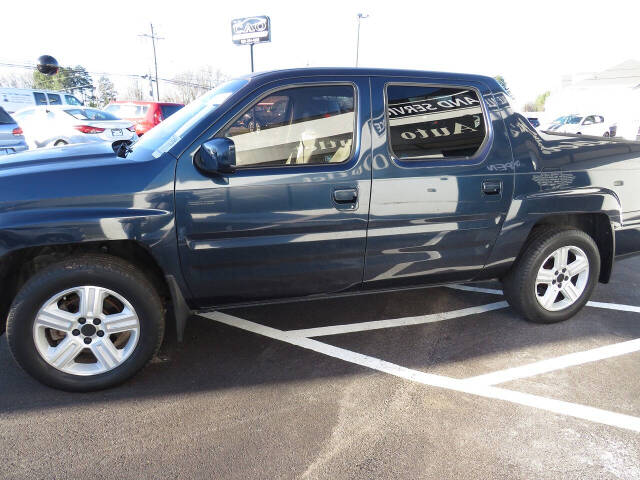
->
[[544, 114, 611, 137], [0, 88, 83, 114], [12, 106, 138, 149]]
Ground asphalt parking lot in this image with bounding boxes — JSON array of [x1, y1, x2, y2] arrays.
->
[[1, 257, 640, 480]]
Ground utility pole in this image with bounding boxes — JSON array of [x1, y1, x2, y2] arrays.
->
[[139, 23, 163, 101], [355, 13, 369, 67]]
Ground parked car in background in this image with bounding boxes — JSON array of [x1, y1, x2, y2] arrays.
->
[[525, 115, 541, 128], [104, 101, 184, 136], [0, 88, 83, 114], [544, 114, 611, 136], [0, 107, 28, 155], [12, 106, 138, 149]]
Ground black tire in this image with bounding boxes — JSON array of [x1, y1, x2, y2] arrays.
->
[[54, 140, 68, 146], [6, 254, 164, 391], [502, 228, 600, 323]]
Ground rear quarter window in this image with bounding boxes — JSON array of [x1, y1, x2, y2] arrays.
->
[[0, 107, 15, 124], [64, 95, 83, 106], [160, 105, 183, 118], [386, 85, 486, 160]]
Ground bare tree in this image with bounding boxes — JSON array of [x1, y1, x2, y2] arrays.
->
[[0, 71, 34, 88], [96, 76, 117, 107], [161, 67, 229, 104], [124, 80, 146, 101]]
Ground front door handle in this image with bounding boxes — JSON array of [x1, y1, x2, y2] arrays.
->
[[333, 188, 358, 204], [482, 180, 502, 195]]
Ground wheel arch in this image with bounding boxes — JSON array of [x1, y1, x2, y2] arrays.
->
[[525, 213, 614, 283], [482, 188, 621, 283], [0, 240, 190, 339]]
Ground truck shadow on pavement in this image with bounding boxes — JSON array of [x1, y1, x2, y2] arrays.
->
[[1, 283, 639, 414]]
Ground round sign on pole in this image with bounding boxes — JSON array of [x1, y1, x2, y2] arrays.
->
[[37, 55, 59, 76]]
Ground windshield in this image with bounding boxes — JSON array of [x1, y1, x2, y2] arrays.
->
[[105, 104, 149, 119], [64, 108, 118, 121], [131, 78, 248, 155]]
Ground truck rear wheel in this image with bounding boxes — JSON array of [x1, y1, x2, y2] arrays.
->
[[6, 254, 164, 391], [503, 228, 600, 323]]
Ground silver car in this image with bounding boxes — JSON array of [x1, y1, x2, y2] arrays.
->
[[12, 105, 138, 149], [0, 107, 28, 155]]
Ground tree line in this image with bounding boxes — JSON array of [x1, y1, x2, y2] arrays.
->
[[0, 64, 228, 107]]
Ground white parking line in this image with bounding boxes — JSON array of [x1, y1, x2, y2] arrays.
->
[[201, 311, 640, 433], [587, 301, 640, 314], [447, 284, 640, 313], [286, 301, 509, 338], [464, 338, 640, 386]]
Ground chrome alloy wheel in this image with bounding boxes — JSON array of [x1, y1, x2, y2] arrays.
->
[[534, 245, 590, 312], [32, 286, 140, 375]]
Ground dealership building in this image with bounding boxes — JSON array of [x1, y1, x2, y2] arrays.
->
[[544, 60, 640, 137]]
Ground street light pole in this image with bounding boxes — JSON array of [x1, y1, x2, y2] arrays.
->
[[355, 13, 369, 67]]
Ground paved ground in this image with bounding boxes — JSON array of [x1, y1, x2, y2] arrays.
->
[[1, 257, 640, 479]]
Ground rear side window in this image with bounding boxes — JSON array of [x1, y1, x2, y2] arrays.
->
[[386, 85, 486, 160], [105, 104, 149, 119], [33, 92, 47, 105], [160, 104, 182, 118], [64, 108, 118, 121], [47, 93, 62, 105]]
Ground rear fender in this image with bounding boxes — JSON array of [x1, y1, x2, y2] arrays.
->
[[481, 187, 621, 281]]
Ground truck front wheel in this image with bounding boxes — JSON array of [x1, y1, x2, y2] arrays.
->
[[503, 228, 600, 323], [6, 254, 164, 391]]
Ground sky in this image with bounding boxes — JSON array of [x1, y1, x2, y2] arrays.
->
[[1, 0, 638, 108]]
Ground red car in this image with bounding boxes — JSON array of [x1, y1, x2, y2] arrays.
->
[[104, 101, 184, 136]]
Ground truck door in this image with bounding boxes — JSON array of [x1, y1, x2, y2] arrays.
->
[[175, 76, 372, 307], [363, 76, 514, 289]]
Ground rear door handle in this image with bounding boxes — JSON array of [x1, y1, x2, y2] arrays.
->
[[482, 180, 502, 195], [333, 188, 358, 204]]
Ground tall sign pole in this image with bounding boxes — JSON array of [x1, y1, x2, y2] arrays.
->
[[231, 16, 271, 73]]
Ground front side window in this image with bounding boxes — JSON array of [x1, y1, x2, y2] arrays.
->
[[220, 85, 355, 168], [386, 85, 486, 160], [47, 93, 61, 105]]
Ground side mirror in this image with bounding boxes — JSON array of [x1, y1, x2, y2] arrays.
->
[[194, 138, 236, 175]]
